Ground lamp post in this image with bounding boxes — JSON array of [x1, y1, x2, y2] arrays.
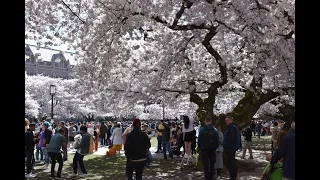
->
[[50, 85, 56, 120]]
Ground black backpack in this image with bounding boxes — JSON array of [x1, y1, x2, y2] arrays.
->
[[203, 126, 218, 152]]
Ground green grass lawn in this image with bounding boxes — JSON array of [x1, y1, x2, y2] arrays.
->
[[28, 136, 271, 179], [29, 154, 206, 180]]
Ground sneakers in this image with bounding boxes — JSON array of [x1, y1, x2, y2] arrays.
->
[[25, 173, 36, 178], [80, 173, 88, 177], [216, 176, 221, 180]]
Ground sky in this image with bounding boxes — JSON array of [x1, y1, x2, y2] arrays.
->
[[25, 39, 78, 65]]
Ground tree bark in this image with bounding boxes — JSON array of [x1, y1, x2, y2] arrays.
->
[[229, 89, 280, 129]]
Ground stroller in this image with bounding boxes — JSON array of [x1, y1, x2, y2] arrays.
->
[[261, 162, 282, 180], [171, 139, 182, 157]]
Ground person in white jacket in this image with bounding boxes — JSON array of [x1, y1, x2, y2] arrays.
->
[[110, 122, 123, 153]]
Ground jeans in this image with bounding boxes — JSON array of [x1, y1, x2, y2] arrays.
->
[[257, 131, 261, 138], [73, 152, 87, 174], [201, 151, 216, 180], [146, 150, 152, 165], [26, 150, 35, 174], [35, 146, 43, 160], [126, 159, 146, 180], [216, 168, 222, 176], [48, 152, 63, 177], [42, 147, 50, 164], [162, 140, 172, 158], [100, 133, 106, 146], [227, 150, 237, 179], [242, 141, 253, 158], [157, 136, 163, 151]]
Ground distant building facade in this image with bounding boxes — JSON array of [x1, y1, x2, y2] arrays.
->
[[25, 45, 74, 79]]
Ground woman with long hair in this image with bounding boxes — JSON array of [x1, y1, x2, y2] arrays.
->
[[182, 115, 195, 158]]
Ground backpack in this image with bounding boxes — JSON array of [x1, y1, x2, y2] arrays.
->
[[203, 126, 219, 152]]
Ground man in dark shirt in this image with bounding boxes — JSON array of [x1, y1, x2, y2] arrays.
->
[[99, 122, 107, 146], [250, 121, 256, 136], [60, 122, 69, 161], [47, 128, 67, 178], [271, 132, 295, 180], [242, 126, 253, 159], [25, 119, 36, 178], [223, 115, 242, 180], [124, 118, 151, 180], [161, 122, 173, 159]]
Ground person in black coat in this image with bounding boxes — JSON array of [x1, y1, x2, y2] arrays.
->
[[25, 119, 36, 178], [124, 118, 151, 180]]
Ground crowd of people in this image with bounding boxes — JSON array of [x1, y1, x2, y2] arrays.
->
[[25, 115, 295, 180]]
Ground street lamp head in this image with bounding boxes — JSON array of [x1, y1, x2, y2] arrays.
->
[[50, 85, 56, 95]]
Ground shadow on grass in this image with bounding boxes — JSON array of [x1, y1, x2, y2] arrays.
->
[[29, 154, 205, 180]]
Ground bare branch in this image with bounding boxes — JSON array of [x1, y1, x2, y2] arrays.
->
[[253, 0, 270, 12], [202, 27, 228, 85], [157, 88, 208, 94], [60, 0, 85, 24], [172, 1, 187, 27], [283, 10, 294, 25], [276, 31, 294, 40], [131, 12, 212, 30]]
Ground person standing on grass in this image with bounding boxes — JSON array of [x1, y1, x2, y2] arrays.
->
[[155, 120, 165, 153], [99, 122, 107, 147], [162, 121, 173, 159], [270, 129, 295, 180], [270, 122, 280, 154], [42, 121, 52, 170], [223, 115, 242, 180], [47, 128, 67, 179], [242, 126, 253, 159], [250, 121, 256, 136], [256, 122, 262, 138], [182, 115, 195, 158], [198, 117, 219, 180], [72, 126, 90, 177], [68, 122, 76, 149], [215, 126, 224, 180], [25, 119, 37, 178], [124, 118, 151, 180], [59, 122, 69, 161]]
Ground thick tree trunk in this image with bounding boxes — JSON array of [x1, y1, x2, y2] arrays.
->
[[230, 89, 280, 128]]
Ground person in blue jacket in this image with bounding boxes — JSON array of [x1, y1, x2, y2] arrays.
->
[[270, 131, 295, 180], [223, 115, 242, 180]]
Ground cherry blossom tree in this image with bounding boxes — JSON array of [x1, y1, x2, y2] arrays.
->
[[25, 0, 295, 127]]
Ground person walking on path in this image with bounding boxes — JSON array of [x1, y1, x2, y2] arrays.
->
[[47, 128, 67, 178], [242, 126, 253, 159], [198, 117, 219, 180], [223, 115, 242, 180], [124, 118, 151, 180]]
